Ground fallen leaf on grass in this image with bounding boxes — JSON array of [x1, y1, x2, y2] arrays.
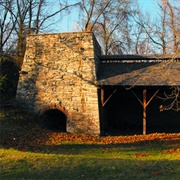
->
[[152, 171, 160, 175], [134, 153, 148, 158], [164, 148, 180, 154]]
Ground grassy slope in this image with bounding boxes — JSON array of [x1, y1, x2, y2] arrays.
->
[[0, 107, 180, 179], [1, 144, 180, 180]]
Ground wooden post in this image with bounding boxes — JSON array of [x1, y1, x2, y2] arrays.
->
[[131, 88, 159, 135], [143, 89, 147, 135], [101, 88, 104, 106]]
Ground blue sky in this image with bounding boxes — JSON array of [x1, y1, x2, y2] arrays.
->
[[51, 0, 178, 32], [56, 0, 155, 32]]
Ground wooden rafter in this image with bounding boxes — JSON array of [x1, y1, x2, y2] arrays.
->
[[101, 88, 118, 107], [130, 89, 143, 106], [131, 89, 160, 107], [146, 90, 160, 107]]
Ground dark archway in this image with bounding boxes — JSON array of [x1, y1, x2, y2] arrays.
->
[[39, 109, 67, 132]]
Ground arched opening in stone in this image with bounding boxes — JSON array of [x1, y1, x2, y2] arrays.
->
[[39, 109, 67, 132]]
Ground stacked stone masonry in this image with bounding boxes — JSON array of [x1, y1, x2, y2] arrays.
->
[[16, 32, 101, 135]]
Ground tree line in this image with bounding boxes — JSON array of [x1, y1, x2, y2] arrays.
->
[[0, 0, 179, 56]]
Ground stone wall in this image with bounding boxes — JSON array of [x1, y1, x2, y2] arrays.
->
[[16, 32, 101, 135]]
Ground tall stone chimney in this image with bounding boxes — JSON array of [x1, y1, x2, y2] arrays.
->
[[16, 32, 101, 135]]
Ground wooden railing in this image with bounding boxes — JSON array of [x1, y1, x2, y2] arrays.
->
[[99, 55, 180, 63]]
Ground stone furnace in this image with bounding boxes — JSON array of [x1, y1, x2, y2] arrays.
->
[[16, 32, 101, 135]]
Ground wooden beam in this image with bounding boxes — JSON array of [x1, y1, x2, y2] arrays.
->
[[146, 90, 159, 107], [143, 89, 147, 135], [131, 89, 143, 106], [101, 88, 105, 105], [131, 89, 159, 107], [99, 55, 180, 61], [101, 88, 118, 107]]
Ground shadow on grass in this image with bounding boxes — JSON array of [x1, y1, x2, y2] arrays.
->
[[1, 154, 180, 180], [1, 136, 179, 156], [37, 141, 177, 155]]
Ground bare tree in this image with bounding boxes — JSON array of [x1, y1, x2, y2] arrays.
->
[[78, 0, 136, 55], [0, 0, 80, 57], [79, 0, 112, 32], [165, 0, 179, 53], [95, 1, 133, 55], [133, 0, 180, 55], [159, 86, 180, 112], [131, 20, 151, 55], [0, 0, 16, 52]]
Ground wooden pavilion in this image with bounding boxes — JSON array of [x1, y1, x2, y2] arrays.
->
[[96, 55, 180, 135]]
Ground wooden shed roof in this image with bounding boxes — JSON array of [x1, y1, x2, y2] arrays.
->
[[97, 55, 180, 86]]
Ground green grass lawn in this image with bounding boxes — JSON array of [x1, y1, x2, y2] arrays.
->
[[0, 107, 180, 179], [1, 143, 180, 180]]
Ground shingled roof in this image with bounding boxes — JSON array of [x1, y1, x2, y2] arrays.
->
[[97, 55, 180, 86]]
